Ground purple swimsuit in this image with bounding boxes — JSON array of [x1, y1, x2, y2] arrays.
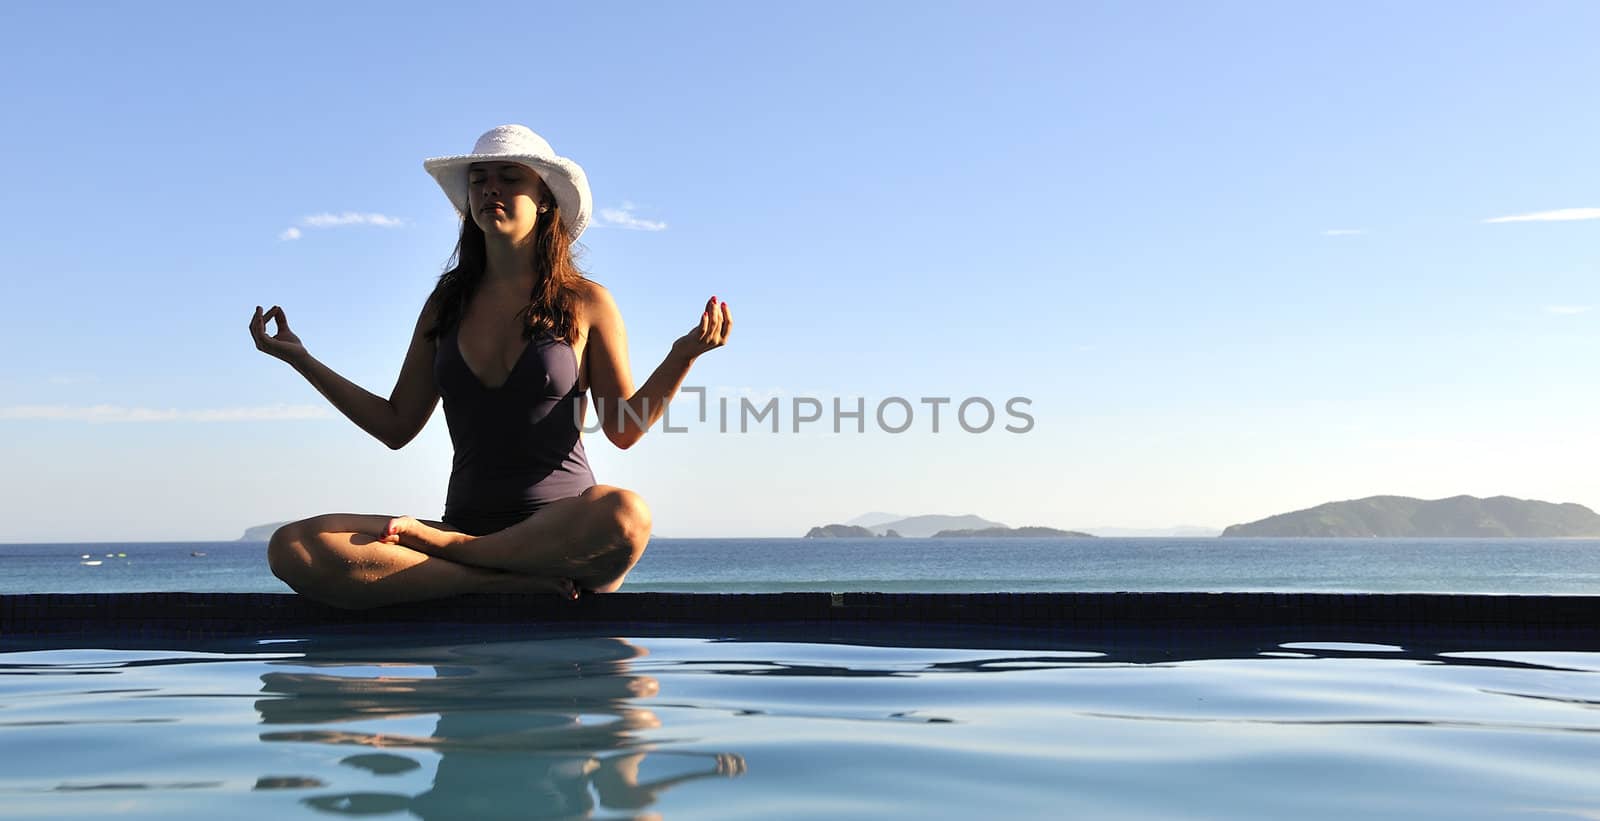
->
[[434, 324, 596, 535]]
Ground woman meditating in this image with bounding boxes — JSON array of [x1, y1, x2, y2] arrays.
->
[[252, 125, 731, 609]]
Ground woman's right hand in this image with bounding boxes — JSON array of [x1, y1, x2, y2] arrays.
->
[[251, 305, 308, 364]]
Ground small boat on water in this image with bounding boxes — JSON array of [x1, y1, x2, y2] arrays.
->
[[81, 560, 102, 566], [191, 551, 207, 557]]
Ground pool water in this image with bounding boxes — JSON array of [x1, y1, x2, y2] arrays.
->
[[4, 631, 1600, 819]]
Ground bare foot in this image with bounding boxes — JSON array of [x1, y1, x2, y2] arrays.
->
[[380, 515, 470, 554], [485, 573, 580, 600]]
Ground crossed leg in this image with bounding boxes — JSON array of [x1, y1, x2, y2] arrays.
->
[[268, 485, 652, 610]]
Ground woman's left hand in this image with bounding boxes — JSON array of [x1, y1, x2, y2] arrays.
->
[[671, 296, 732, 361]]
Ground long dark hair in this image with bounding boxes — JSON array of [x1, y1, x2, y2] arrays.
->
[[425, 199, 588, 345]]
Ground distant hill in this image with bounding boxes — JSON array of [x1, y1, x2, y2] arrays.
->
[[1222, 495, 1600, 538], [865, 514, 1008, 538], [932, 526, 1094, 538], [807, 514, 1010, 538], [835, 513, 1217, 538], [845, 512, 905, 528], [805, 524, 878, 538], [239, 521, 291, 542]]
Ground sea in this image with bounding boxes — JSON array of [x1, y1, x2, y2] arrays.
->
[[4, 536, 1600, 595]]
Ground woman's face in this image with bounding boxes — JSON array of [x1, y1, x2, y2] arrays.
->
[[467, 161, 551, 241]]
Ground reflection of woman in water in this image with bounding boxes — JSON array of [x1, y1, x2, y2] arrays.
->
[[255, 638, 744, 819], [255, 126, 732, 608]]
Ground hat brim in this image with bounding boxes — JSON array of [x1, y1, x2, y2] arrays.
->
[[423, 153, 591, 240]]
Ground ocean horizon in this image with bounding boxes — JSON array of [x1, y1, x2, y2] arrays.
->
[[4, 536, 1600, 596]]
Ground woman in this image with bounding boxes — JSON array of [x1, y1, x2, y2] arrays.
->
[[252, 125, 730, 609]]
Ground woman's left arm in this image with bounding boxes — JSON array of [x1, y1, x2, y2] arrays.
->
[[585, 287, 732, 450]]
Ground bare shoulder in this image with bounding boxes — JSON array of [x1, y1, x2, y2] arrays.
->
[[573, 278, 622, 330], [414, 290, 444, 335], [573, 277, 616, 309]]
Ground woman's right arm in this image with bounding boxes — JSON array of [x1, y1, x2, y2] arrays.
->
[[250, 299, 441, 450]]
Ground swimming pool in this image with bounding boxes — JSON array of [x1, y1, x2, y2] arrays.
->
[[4, 593, 1599, 819]]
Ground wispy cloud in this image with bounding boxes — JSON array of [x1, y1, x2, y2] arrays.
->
[[302, 212, 405, 228], [0, 404, 333, 423], [1483, 208, 1600, 224], [1545, 305, 1592, 315], [1322, 229, 1366, 236], [595, 201, 668, 232], [278, 211, 405, 240]]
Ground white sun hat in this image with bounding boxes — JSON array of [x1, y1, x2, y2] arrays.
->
[[423, 124, 592, 240]]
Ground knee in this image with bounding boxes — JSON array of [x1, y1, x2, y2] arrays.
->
[[576, 486, 651, 593], [266, 520, 312, 588], [586, 485, 652, 551]]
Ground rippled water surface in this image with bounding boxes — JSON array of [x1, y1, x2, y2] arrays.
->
[[4, 633, 1600, 819]]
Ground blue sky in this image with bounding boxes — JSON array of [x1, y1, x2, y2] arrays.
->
[[1, 1, 1596, 542]]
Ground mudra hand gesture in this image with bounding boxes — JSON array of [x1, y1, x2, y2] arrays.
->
[[250, 305, 308, 365], [671, 296, 733, 361]]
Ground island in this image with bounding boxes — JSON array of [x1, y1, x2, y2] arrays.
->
[[805, 514, 1008, 538], [239, 521, 291, 542], [804, 519, 1093, 538], [1221, 495, 1600, 538], [805, 524, 877, 538], [931, 526, 1093, 538]]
